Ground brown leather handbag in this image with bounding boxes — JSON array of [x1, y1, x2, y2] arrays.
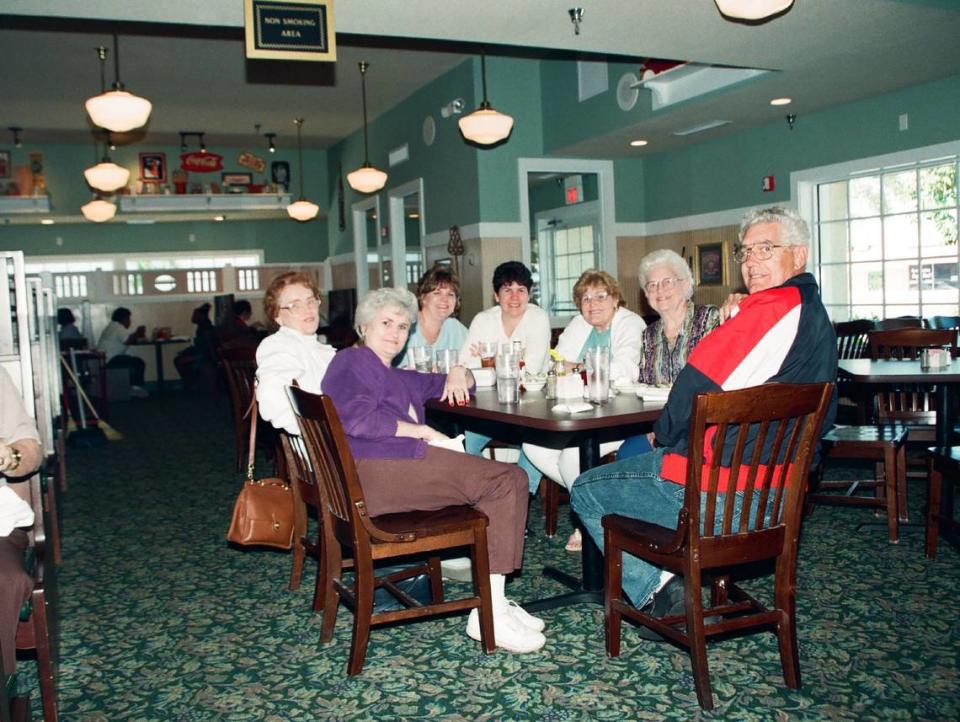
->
[[226, 397, 295, 549]]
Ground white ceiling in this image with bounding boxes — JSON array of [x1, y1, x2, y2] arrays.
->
[[0, 0, 958, 156]]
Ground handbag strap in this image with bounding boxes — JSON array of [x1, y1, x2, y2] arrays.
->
[[245, 395, 258, 481]]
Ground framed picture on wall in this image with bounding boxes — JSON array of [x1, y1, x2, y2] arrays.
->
[[139, 152, 167, 183], [695, 242, 725, 286]]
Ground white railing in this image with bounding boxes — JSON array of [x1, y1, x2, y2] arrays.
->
[[50, 263, 327, 303]]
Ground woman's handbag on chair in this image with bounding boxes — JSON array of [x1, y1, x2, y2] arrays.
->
[[226, 397, 295, 549]]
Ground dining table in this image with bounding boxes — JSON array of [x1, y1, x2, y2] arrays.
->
[[837, 357, 960, 552], [427, 386, 665, 612], [132, 337, 190, 395]]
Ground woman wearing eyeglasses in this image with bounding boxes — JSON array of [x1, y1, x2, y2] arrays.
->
[[256, 271, 337, 435], [613, 249, 721, 464], [522, 270, 644, 549]]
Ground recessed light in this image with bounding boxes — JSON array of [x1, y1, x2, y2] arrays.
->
[[629, 139, 648, 147], [40, 219, 55, 225], [770, 97, 792, 106], [214, 215, 226, 222]]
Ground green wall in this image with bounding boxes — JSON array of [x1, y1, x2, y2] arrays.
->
[[641, 73, 960, 221]]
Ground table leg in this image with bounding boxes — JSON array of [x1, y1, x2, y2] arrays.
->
[[154, 343, 165, 394], [935, 386, 958, 551], [524, 435, 605, 612]]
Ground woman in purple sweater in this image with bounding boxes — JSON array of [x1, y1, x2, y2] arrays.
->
[[322, 287, 546, 654]]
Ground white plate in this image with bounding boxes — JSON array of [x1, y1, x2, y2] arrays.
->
[[472, 368, 496, 387], [613, 382, 642, 394], [635, 384, 671, 401], [524, 381, 546, 392]]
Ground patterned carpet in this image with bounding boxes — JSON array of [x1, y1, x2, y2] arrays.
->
[[17, 392, 960, 720]]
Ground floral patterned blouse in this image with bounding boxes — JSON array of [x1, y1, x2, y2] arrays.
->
[[638, 302, 720, 386]]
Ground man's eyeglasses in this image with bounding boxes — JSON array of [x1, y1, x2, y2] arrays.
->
[[733, 243, 787, 263], [643, 277, 683, 294], [581, 291, 611, 304], [279, 297, 320, 313]]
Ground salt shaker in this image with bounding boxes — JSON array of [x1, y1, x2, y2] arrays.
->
[[545, 367, 557, 399]]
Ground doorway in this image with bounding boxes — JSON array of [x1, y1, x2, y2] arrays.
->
[[388, 179, 425, 293]]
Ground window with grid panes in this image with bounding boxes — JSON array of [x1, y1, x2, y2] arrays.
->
[[817, 159, 958, 321]]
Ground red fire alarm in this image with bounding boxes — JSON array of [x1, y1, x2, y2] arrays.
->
[[762, 175, 775, 192]]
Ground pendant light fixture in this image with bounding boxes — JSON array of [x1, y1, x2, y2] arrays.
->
[[287, 118, 320, 222], [85, 36, 152, 133], [458, 51, 514, 146], [346, 62, 388, 194], [81, 198, 117, 223], [714, 0, 794, 21], [84, 133, 130, 192]]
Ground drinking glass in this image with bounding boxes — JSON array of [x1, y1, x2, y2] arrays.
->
[[412, 346, 433, 373], [585, 346, 611, 404], [479, 341, 497, 368], [436, 348, 460, 375], [496, 351, 520, 404]]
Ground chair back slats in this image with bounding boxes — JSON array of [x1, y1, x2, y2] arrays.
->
[[834, 319, 874, 360], [874, 316, 923, 331], [868, 328, 956, 360], [685, 383, 834, 562]]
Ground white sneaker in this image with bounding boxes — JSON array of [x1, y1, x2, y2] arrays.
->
[[129, 385, 149, 399], [505, 600, 545, 632], [440, 557, 473, 582], [466, 608, 546, 653]]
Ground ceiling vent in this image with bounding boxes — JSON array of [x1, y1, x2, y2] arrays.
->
[[672, 119, 732, 137]]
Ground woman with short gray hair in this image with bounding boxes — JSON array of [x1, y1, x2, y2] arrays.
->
[[614, 248, 720, 465], [321, 287, 546, 654]]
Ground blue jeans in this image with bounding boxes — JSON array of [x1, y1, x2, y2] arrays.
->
[[570, 448, 751, 607], [465, 431, 541, 494]]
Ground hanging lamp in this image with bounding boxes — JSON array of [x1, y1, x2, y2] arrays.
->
[[81, 198, 117, 223], [84, 133, 130, 192], [714, 0, 794, 20], [346, 62, 388, 194], [85, 36, 152, 133], [287, 118, 320, 222], [458, 52, 514, 146]]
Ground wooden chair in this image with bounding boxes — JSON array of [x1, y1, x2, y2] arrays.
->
[[834, 319, 874, 360], [874, 316, 923, 331], [219, 346, 258, 472], [926, 315, 960, 331], [15, 471, 57, 722], [602, 382, 833, 710], [286, 386, 495, 675], [926, 446, 960, 559], [868, 328, 956, 360]]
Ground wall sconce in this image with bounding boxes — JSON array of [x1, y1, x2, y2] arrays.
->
[[441, 98, 465, 118], [569, 7, 584, 35], [786, 114, 796, 130]]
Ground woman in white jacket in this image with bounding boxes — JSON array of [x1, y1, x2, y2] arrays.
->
[[522, 269, 645, 550]]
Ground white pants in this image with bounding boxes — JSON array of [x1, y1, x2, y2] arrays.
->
[[522, 439, 624, 491]]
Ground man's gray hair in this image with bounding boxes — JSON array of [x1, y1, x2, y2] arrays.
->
[[738, 206, 810, 248], [638, 249, 695, 301], [355, 287, 418, 334]]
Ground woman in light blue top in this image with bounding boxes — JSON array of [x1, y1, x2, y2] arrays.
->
[[397, 264, 469, 369]]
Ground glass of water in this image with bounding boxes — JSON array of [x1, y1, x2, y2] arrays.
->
[[412, 346, 433, 373]]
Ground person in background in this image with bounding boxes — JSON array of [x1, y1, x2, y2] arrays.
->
[[97, 307, 148, 398], [234, 299, 254, 329], [570, 206, 837, 632], [57, 307, 83, 344], [522, 269, 645, 551], [173, 303, 218, 392], [256, 272, 336, 436], [322, 287, 545, 654], [460, 261, 551, 496], [397, 264, 468, 369], [615, 249, 720, 461], [0, 366, 43, 680]]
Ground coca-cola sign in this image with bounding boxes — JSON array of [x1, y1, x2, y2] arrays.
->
[[180, 152, 224, 173]]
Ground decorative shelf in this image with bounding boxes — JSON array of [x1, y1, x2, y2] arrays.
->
[[119, 193, 292, 213], [633, 63, 768, 110], [0, 196, 52, 215]]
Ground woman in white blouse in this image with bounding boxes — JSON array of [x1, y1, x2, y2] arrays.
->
[[461, 261, 551, 494], [255, 272, 336, 436], [522, 270, 645, 550]]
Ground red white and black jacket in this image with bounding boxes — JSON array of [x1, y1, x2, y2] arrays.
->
[[654, 272, 837, 491]]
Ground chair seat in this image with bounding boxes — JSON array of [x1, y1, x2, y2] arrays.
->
[[372, 505, 489, 538]]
